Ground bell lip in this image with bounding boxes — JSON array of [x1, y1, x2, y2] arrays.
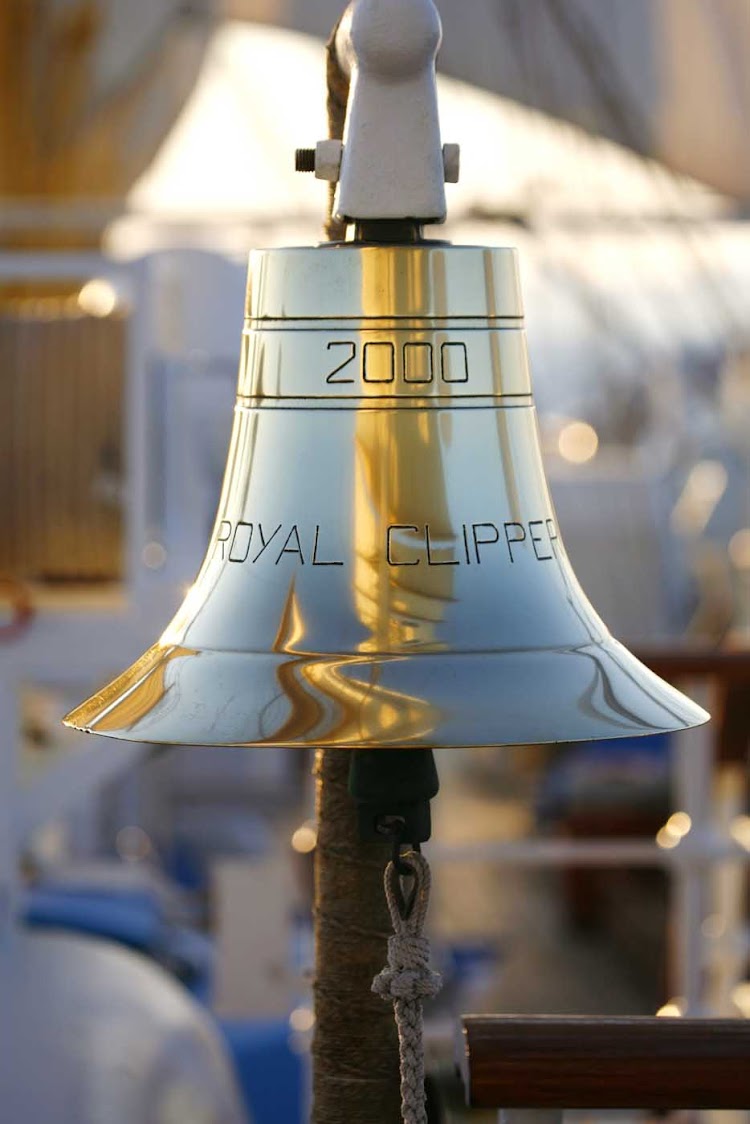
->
[[62, 712, 710, 750], [61, 639, 710, 750]]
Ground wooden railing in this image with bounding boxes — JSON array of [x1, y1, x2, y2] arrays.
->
[[461, 1016, 750, 1110], [637, 647, 750, 764]]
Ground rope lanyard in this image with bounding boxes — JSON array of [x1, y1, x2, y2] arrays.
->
[[372, 851, 442, 1124]]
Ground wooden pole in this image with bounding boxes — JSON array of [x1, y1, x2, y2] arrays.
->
[[311, 748, 402, 1122], [310, 24, 402, 1123]]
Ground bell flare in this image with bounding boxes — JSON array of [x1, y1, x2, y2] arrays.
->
[[63, 639, 708, 748], [64, 243, 709, 749]]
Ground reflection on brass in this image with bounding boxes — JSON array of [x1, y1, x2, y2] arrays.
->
[[65, 244, 709, 747], [73, 644, 198, 734]]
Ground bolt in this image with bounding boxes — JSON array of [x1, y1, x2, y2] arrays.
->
[[443, 143, 460, 184], [295, 148, 316, 173], [314, 139, 344, 183]]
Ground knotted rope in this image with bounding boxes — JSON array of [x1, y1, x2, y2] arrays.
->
[[372, 852, 442, 1124]]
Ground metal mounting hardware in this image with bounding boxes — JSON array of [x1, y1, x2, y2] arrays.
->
[[294, 141, 345, 182], [296, 137, 458, 191], [295, 148, 316, 172], [442, 142, 460, 184], [295, 0, 459, 224], [349, 748, 440, 845]]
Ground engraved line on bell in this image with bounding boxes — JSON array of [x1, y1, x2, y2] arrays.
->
[[213, 517, 561, 570], [233, 397, 535, 412], [384, 519, 560, 568], [215, 520, 345, 568], [236, 324, 533, 400]]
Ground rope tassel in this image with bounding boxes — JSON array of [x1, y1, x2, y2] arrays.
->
[[372, 852, 442, 1124]]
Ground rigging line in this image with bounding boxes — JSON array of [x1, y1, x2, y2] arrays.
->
[[494, 0, 535, 94], [43, 5, 213, 157], [538, 231, 659, 366], [541, 0, 648, 154], [541, 0, 745, 343], [641, 165, 748, 346]]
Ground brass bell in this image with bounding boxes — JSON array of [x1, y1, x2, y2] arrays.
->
[[65, 242, 708, 748]]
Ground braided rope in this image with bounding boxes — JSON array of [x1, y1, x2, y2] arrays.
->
[[372, 852, 442, 1124]]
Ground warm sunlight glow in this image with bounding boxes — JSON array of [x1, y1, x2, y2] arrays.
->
[[656, 811, 692, 850], [665, 811, 692, 838], [289, 1006, 315, 1032], [732, 982, 750, 1016], [656, 826, 680, 850], [728, 528, 750, 571], [291, 823, 317, 854], [729, 815, 750, 851], [557, 421, 599, 464], [656, 999, 684, 1017], [671, 460, 728, 536], [78, 278, 118, 318]]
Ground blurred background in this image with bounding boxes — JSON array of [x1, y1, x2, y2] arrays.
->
[[1, 1, 749, 1121]]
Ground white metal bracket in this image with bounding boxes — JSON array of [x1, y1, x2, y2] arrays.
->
[[298, 0, 459, 225]]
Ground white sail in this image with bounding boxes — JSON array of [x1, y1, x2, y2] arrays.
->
[[229, 0, 750, 200]]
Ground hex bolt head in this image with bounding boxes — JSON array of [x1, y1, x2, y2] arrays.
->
[[314, 139, 344, 183], [442, 143, 460, 183]]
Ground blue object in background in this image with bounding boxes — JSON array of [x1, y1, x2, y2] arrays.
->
[[536, 733, 671, 822], [24, 887, 166, 950], [21, 878, 306, 1122], [22, 883, 215, 1000], [220, 1018, 305, 1124], [447, 938, 501, 992]]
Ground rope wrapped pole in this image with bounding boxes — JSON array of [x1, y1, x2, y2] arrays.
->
[[311, 15, 433, 1122], [312, 749, 402, 1123], [324, 18, 350, 242]]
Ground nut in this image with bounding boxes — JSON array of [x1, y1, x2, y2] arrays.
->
[[442, 143, 460, 184], [315, 140, 344, 183]]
